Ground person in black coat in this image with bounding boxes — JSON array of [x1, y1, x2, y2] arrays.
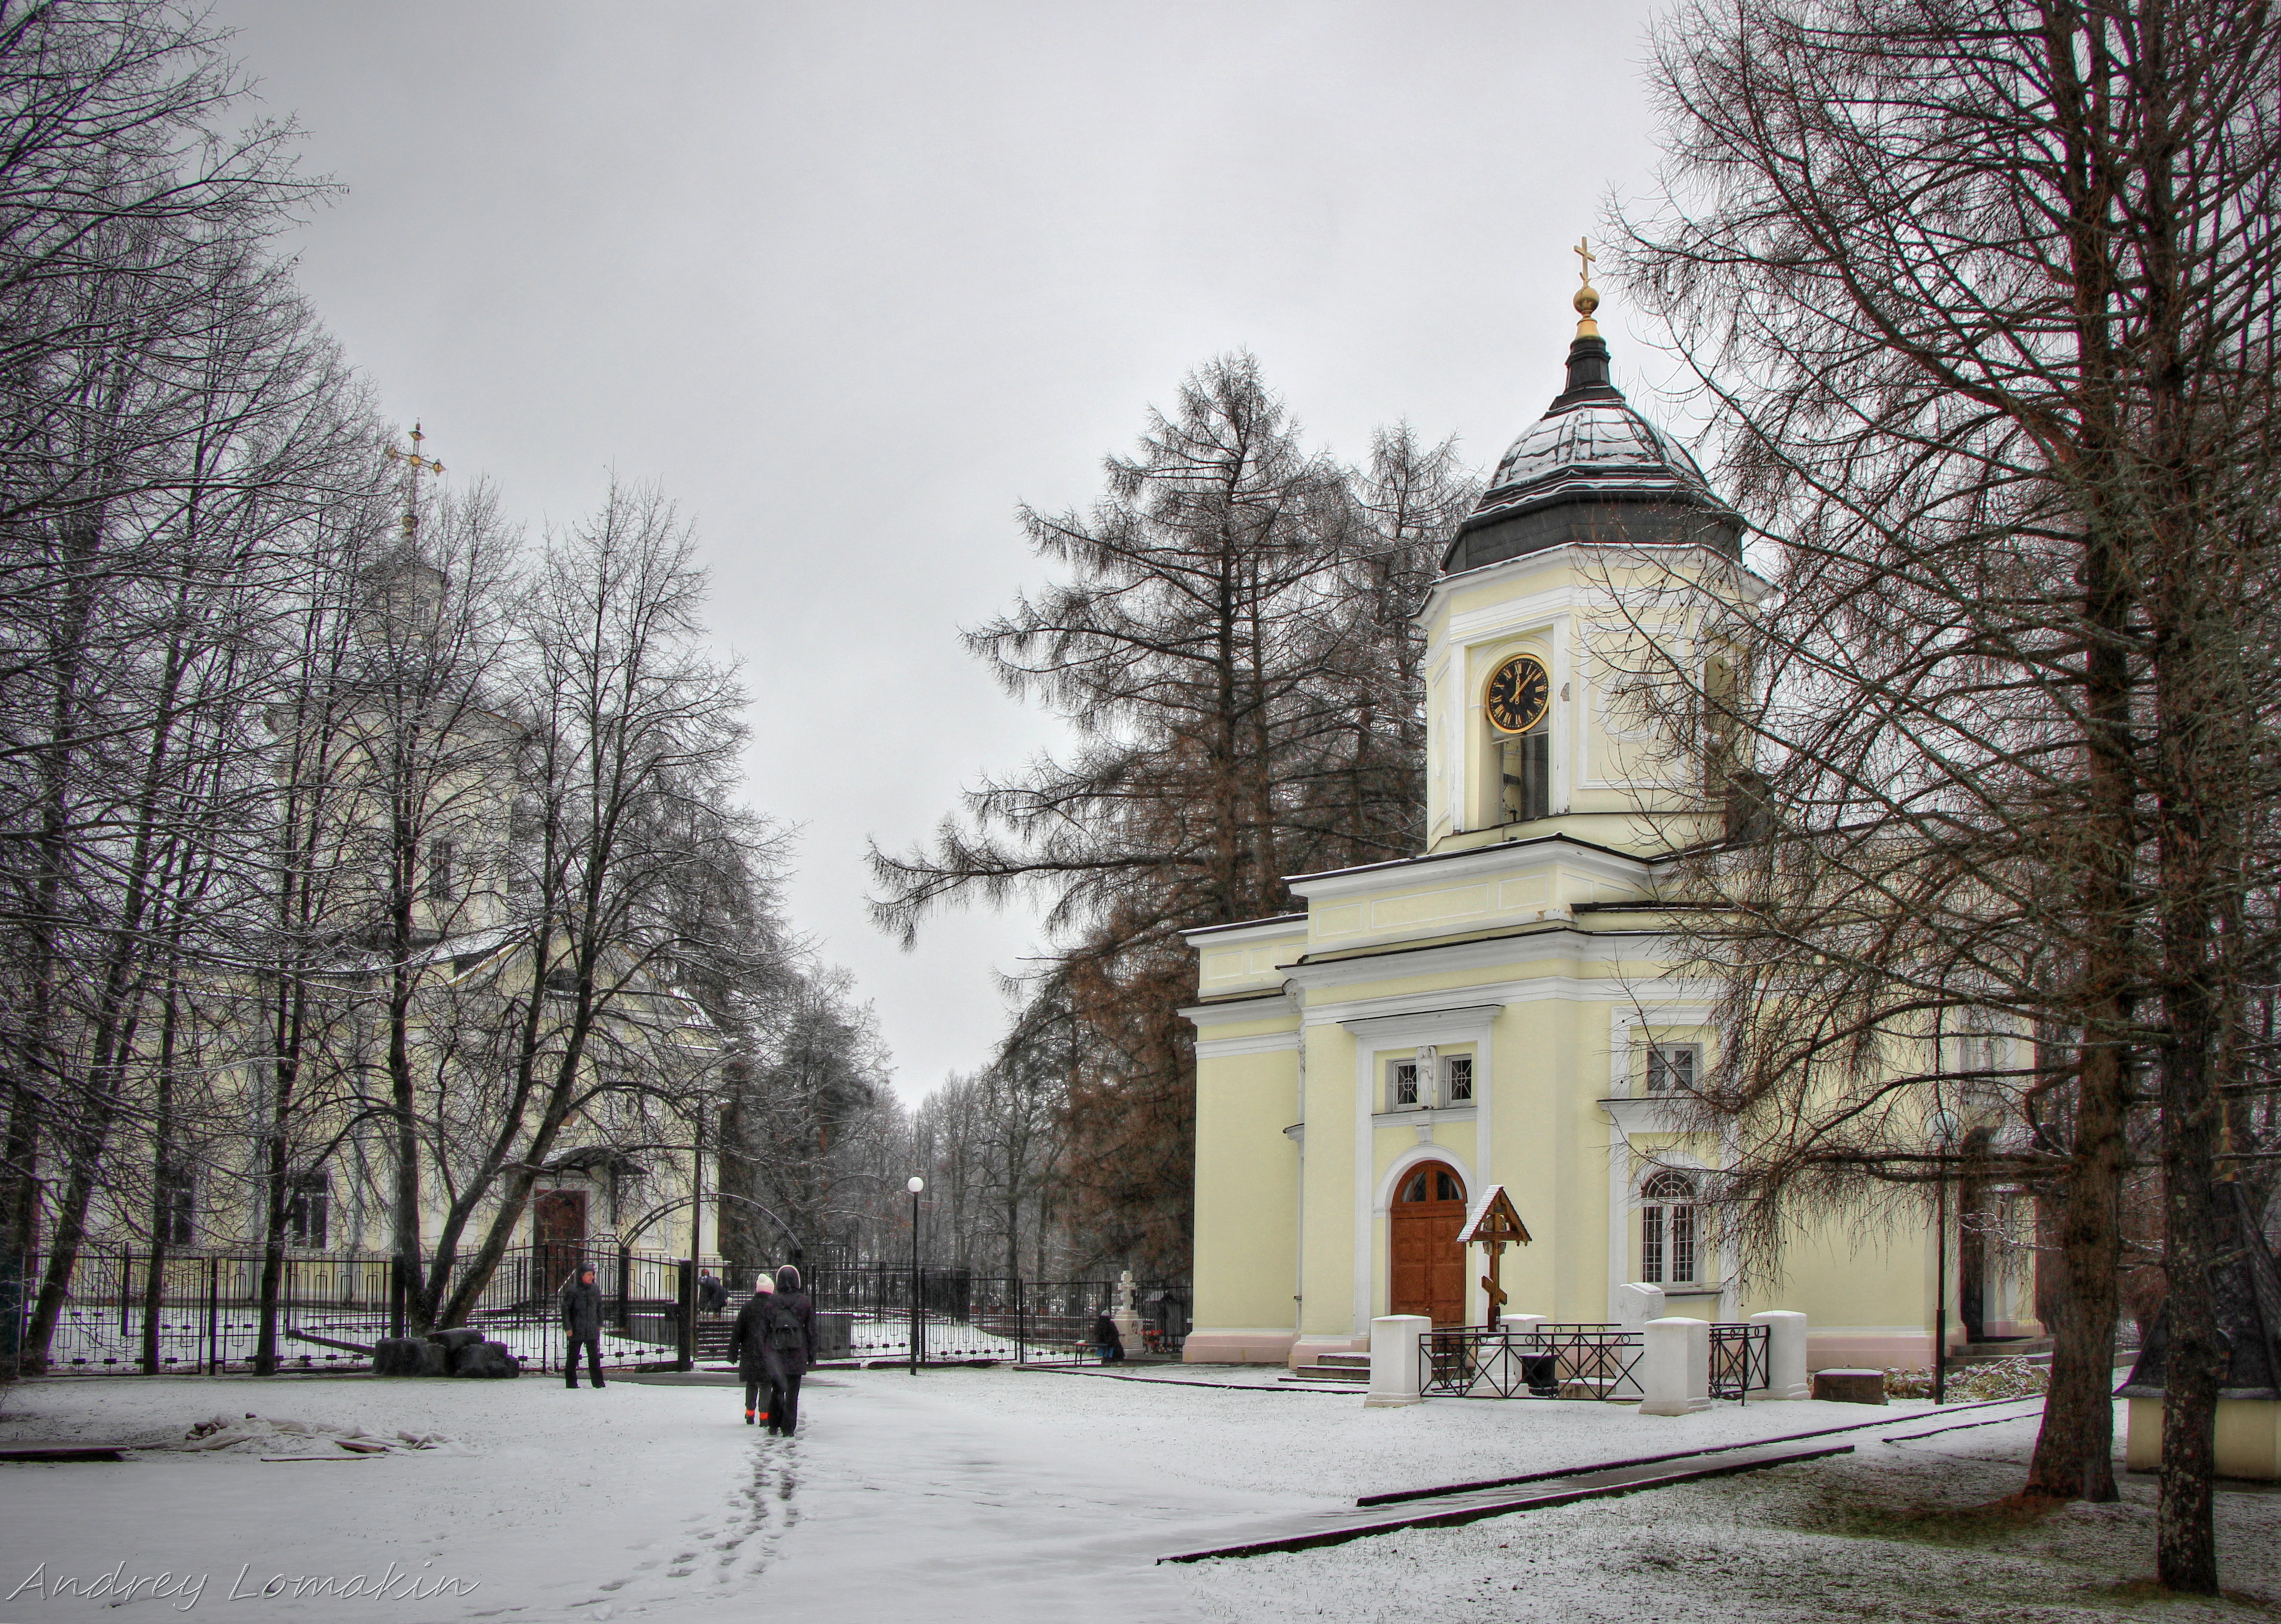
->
[[1092, 1307, 1124, 1364], [728, 1275, 777, 1426], [560, 1265, 606, 1389], [764, 1264, 817, 1436]]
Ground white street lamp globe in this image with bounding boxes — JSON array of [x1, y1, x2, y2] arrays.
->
[[907, 1176, 925, 1194]]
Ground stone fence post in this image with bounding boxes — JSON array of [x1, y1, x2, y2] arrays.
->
[[1750, 1310, 1810, 1400], [1639, 1316, 1710, 1415], [1365, 1314, 1432, 1408]]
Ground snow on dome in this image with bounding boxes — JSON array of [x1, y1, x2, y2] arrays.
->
[[1483, 399, 1713, 505]]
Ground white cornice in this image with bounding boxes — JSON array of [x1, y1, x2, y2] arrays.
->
[[1195, 1029, 1301, 1059], [1418, 542, 1772, 627], [1285, 835, 1651, 903], [1601, 1094, 1712, 1137], [1289, 928, 1673, 996], [1338, 1005, 1503, 1042], [1181, 914, 1309, 946], [1180, 994, 1298, 1031], [1303, 973, 1722, 1027]]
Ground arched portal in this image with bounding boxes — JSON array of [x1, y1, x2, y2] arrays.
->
[[1389, 1161, 1468, 1325]]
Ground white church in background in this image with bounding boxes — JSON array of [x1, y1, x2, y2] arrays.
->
[[1180, 257, 2034, 1372]]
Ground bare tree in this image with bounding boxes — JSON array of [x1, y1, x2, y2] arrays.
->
[[423, 478, 751, 1328], [1619, 0, 2281, 1585]]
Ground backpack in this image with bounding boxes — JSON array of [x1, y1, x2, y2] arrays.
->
[[768, 1303, 806, 1353]]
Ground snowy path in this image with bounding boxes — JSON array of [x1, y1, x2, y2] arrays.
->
[[7, 1369, 2268, 1622]]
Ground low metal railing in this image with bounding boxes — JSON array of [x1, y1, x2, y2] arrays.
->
[[1709, 1322, 1770, 1400], [1422, 1322, 1645, 1400], [1422, 1320, 1773, 1402]]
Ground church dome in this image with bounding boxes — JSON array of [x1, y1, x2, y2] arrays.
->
[[1483, 397, 1714, 505], [1441, 325, 1739, 575]]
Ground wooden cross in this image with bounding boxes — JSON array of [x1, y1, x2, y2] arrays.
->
[[385, 421, 446, 541], [1458, 1185, 1533, 1327], [1574, 235, 1596, 286]]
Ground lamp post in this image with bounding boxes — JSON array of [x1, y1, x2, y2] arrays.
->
[[1929, 1108, 1959, 1405], [907, 1176, 925, 1375]]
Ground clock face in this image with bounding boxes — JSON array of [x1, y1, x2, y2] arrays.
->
[[1485, 655, 1550, 734]]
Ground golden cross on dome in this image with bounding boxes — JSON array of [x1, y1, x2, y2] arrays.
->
[[1571, 237, 1602, 336], [385, 421, 446, 541]]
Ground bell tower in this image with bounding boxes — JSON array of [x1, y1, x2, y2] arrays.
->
[[1418, 247, 1754, 858]]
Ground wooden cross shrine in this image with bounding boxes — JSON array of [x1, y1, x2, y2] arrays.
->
[[1458, 1183, 1533, 1326]]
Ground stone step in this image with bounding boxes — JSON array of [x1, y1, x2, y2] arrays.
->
[[1315, 1354, 1370, 1368], [1284, 1364, 1371, 1383]]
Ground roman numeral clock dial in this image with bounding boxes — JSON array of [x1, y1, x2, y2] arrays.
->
[[1485, 654, 1549, 734]]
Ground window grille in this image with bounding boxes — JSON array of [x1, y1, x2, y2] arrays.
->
[[286, 1172, 330, 1250], [1640, 1170, 1698, 1284], [1445, 1054, 1473, 1102], [1389, 1060, 1419, 1108], [427, 837, 454, 902]]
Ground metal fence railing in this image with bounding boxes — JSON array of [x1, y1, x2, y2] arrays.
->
[[8, 1244, 696, 1377], [8, 1245, 1191, 1379], [1424, 1322, 1646, 1400], [1423, 1320, 1773, 1402], [1709, 1322, 1771, 1401], [693, 1265, 1188, 1369]]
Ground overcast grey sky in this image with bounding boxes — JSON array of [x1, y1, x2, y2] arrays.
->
[[209, 0, 1681, 1103]]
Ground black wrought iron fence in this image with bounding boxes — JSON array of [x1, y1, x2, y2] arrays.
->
[[8, 1244, 696, 1377], [1423, 1322, 1646, 1400], [1709, 1322, 1771, 1401], [766, 1264, 1186, 1368], [9, 1245, 1189, 1378], [1423, 1320, 1774, 1402]]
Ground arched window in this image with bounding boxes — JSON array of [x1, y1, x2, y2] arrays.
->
[[1640, 1170, 1697, 1284], [1400, 1165, 1466, 1205]]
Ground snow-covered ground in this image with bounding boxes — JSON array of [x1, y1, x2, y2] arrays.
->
[[1, 1368, 2274, 1622]]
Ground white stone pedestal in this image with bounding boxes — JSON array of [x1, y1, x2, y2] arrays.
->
[[1750, 1310, 1810, 1400], [1614, 1281, 1666, 1329], [1365, 1314, 1432, 1407], [1639, 1316, 1711, 1415]]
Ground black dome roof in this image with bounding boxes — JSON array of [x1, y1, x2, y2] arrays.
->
[[1441, 333, 1739, 575]]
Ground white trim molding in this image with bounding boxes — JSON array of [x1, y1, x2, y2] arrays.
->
[[1194, 1030, 1302, 1060]]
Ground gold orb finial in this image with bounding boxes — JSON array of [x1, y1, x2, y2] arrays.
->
[[1572, 236, 1601, 336]]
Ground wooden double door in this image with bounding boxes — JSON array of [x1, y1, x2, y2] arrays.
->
[[1389, 1161, 1467, 1326]]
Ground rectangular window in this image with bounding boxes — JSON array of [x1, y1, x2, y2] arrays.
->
[[286, 1172, 329, 1250], [158, 1167, 194, 1247], [1500, 731, 1550, 823], [1671, 1202, 1696, 1283], [1646, 1043, 1699, 1092], [1642, 1204, 1665, 1284], [1388, 1060, 1419, 1109], [427, 837, 454, 903], [1444, 1054, 1473, 1102]]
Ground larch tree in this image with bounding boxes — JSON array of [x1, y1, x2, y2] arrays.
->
[[1618, 0, 2281, 1587], [869, 354, 1468, 1276]]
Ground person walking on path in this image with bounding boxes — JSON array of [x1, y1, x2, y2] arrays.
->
[[561, 1265, 606, 1389], [729, 1274, 777, 1426], [765, 1264, 816, 1436]]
